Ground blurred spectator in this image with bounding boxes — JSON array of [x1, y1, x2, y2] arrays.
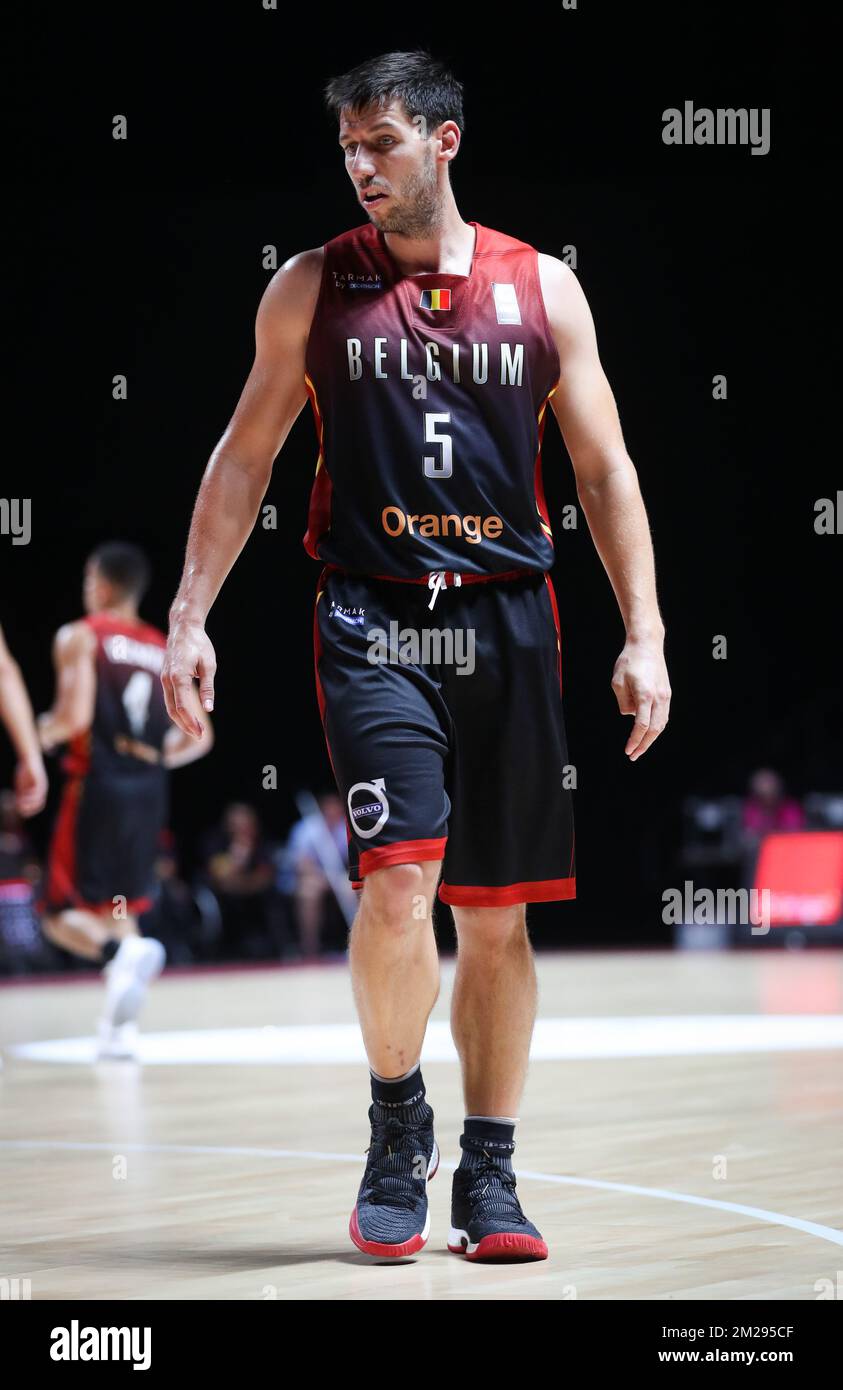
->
[[741, 769, 805, 844], [278, 793, 350, 960], [140, 829, 206, 965], [0, 788, 48, 972], [0, 788, 41, 884], [200, 803, 279, 959]]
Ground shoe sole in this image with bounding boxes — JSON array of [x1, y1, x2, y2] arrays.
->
[[109, 980, 146, 1028], [447, 1226, 549, 1261], [108, 941, 165, 1027], [349, 1139, 439, 1258]]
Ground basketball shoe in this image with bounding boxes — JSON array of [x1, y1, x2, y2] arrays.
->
[[97, 935, 166, 1060], [349, 1079, 439, 1257], [448, 1126, 548, 1261]]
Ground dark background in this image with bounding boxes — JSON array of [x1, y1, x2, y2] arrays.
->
[[3, 2, 834, 945]]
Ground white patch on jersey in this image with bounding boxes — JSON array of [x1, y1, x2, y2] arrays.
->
[[491, 281, 522, 325]]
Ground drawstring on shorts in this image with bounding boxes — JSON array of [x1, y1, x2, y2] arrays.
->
[[427, 570, 463, 610]]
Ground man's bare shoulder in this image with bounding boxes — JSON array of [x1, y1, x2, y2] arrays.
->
[[257, 246, 325, 336], [53, 620, 96, 660], [537, 253, 585, 309], [537, 253, 596, 346]]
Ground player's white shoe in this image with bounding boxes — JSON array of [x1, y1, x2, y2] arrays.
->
[[96, 1018, 140, 1061], [97, 936, 166, 1058]]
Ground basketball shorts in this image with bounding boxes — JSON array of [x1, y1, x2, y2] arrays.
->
[[313, 566, 576, 907], [43, 766, 168, 916]]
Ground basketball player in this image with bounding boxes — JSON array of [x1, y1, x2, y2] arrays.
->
[[39, 542, 213, 1059], [162, 52, 671, 1261], [0, 624, 48, 817]]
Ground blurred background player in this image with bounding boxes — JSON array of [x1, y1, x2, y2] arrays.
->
[[0, 627, 47, 1054], [741, 767, 806, 845], [281, 792, 352, 960], [0, 622, 48, 818], [37, 542, 213, 1058]]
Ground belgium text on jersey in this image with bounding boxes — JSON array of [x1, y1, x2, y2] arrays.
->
[[346, 338, 526, 385], [50, 1320, 151, 1370]]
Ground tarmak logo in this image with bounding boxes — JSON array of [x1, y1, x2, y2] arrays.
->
[[329, 600, 366, 627], [333, 270, 382, 291]]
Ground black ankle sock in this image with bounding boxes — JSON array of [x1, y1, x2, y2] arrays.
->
[[459, 1116, 516, 1172], [369, 1066, 431, 1130], [100, 940, 119, 966], [370, 1063, 426, 1109]]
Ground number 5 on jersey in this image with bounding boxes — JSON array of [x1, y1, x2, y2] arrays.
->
[[423, 412, 453, 478]]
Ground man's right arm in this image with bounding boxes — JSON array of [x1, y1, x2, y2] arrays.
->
[[162, 248, 324, 737], [0, 623, 48, 816]]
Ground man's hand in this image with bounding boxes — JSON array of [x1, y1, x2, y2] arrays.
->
[[611, 637, 671, 761], [162, 620, 217, 739], [36, 711, 58, 753], [14, 750, 48, 817]]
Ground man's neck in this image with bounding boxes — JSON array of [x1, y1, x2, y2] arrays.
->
[[382, 202, 475, 277], [96, 604, 139, 623]]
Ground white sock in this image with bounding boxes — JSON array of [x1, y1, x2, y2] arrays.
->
[[466, 1113, 520, 1124]]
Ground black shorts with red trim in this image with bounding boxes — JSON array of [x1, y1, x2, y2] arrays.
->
[[313, 566, 575, 907], [43, 766, 168, 917]]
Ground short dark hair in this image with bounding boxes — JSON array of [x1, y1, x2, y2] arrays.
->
[[88, 541, 151, 602], [324, 50, 465, 139]]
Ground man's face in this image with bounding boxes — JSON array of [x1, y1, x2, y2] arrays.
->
[[751, 770, 782, 804], [226, 805, 257, 840], [320, 794, 343, 826], [83, 560, 109, 614], [339, 99, 442, 237]]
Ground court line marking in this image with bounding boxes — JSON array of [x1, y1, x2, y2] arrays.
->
[[2, 1139, 841, 1248], [8, 1013, 843, 1065]]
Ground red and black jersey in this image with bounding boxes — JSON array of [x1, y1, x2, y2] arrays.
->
[[63, 613, 170, 779], [303, 220, 560, 579]]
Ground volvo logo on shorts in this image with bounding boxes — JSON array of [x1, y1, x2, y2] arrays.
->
[[347, 777, 390, 839]]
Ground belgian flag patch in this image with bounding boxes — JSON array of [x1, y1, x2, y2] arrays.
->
[[419, 288, 452, 310]]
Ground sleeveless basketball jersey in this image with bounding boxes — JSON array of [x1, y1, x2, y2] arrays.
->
[[63, 613, 170, 778], [303, 220, 560, 579]]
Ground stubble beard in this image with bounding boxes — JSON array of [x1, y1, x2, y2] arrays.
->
[[372, 147, 443, 238]]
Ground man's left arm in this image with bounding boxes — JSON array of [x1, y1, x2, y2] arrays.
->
[[538, 253, 671, 760], [37, 621, 97, 752]]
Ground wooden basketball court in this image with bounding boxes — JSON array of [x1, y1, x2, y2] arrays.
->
[[2, 949, 841, 1300]]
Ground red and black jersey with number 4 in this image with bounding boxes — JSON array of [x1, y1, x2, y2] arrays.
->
[[63, 613, 170, 779], [44, 613, 172, 915], [303, 220, 560, 579]]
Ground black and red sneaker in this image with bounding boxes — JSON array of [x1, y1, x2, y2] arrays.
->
[[349, 1099, 439, 1258], [448, 1133, 548, 1262]]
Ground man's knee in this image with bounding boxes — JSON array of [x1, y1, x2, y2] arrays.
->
[[359, 860, 439, 934], [452, 903, 527, 950]]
